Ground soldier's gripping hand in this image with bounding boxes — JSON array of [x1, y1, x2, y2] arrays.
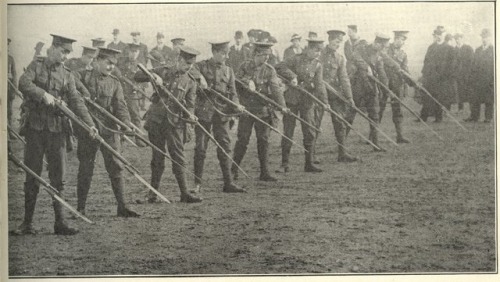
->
[[281, 107, 291, 115], [236, 104, 246, 112], [366, 66, 374, 77], [199, 75, 208, 90], [188, 113, 198, 123], [152, 73, 163, 85], [42, 92, 56, 106], [89, 126, 99, 139], [291, 77, 298, 86], [248, 80, 256, 92]]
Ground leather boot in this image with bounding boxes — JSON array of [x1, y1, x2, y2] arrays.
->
[[258, 143, 277, 181], [276, 144, 291, 173], [304, 145, 322, 172], [221, 157, 246, 193], [175, 168, 202, 203], [395, 122, 410, 144], [12, 185, 38, 235], [371, 129, 386, 152], [53, 200, 79, 235], [231, 145, 245, 181], [192, 154, 205, 193], [146, 166, 163, 203], [111, 176, 140, 217]]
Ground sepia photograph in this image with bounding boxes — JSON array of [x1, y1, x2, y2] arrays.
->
[[2, 0, 497, 280]]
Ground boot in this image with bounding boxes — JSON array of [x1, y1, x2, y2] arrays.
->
[[223, 183, 247, 193], [231, 145, 246, 181], [146, 167, 163, 203], [193, 154, 205, 187], [221, 157, 246, 193], [338, 146, 358, 163], [53, 200, 79, 235], [395, 122, 410, 144], [276, 144, 291, 173], [304, 145, 323, 173], [76, 172, 92, 216], [111, 176, 140, 217], [175, 168, 202, 203], [371, 130, 386, 152], [258, 143, 277, 181], [12, 187, 38, 235], [312, 143, 320, 164]]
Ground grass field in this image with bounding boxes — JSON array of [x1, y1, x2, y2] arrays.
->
[[7, 99, 496, 275]]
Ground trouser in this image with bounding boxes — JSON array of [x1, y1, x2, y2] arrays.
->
[[470, 84, 494, 121], [280, 102, 315, 168], [457, 78, 471, 110], [232, 114, 273, 176], [379, 83, 405, 137], [326, 96, 349, 156], [148, 120, 189, 196], [345, 82, 380, 144], [470, 100, 494, 121], [76, 130, 126, 212], [194, 114, 233, 186], [23, 128, 67, 225], [421, 81, 448, 121]]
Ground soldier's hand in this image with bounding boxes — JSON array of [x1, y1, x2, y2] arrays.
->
[[89, 126, 99, 139], [199, 75, 208, 90], [281, 107, 290, 114], [324, 104, 331, 111], [189, 114, 198, 123], [236, 105, 246, 112], [248, 80, 256, 92], [291, 77, 298, 86], [152, 73, 163, 85], [366, 67, 374, 77], [42, 92, 56, 106]]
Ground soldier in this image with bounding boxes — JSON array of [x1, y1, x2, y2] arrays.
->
[[228, 31, 246, 71], [65, 46, 96, 72], [134, 45, 202, 203], [344, 25, 366, 78], [453, 33, 474, 111], [283, 34, 303, 61], [150, 32, 172, 68], [166, 37, 185, 66], [14, 34, 98, 235], [319, 30, 358, 162], [75, 48, 139, 217], [267, 36, 281, 67], [466, 28, 494, 123], [276, 39, 327, 173], [107, 28, 128, 55], [344, 33, 390, 152], [308, 31, 318, 40], [380, 31, 414, 143], [232, 42, 287, 181], [242, 29, 258, 56], [33, 41, 44, 60], [420, 26, 455, 122], [130, 32, 149, 111], [7, 38, 17, 137], [192, 41, 246, 194], [117, 42, 146, 147]]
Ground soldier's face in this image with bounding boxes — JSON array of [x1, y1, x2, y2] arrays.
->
[[177, 57, 193, 73], [292, 39, 301, 48], [213, 49, 228, 64], [394, 37, 406, 48], [48, 46, 69, 63], [97, 58, 114, 75], [254, 52, 269, 65], [81, 54, 93, 65], [157, 38, 164, 46], [113, 34, 118, 41], [306, 47, 321, 59], [347, 29, 356, 39], [328, 38, 342, 51], [235, 37, 243, 45], [132, 35, 140, 43]]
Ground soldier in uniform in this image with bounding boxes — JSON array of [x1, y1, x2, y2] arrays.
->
[[65, 46, 96, 72], [117, 42, 146, 147], [107, 28, 128, 55], [75, 48, 139, 217], [134, 45, 202, 203], [344, 25, 367, 78], [192, 41, 246, 194], [380, 31, 415, 143], [7, 38, 17, 137], [453, 33, 474, 111], [283, 34, 303, 61], [319, 30, 358, 162], [91, 38, 106, 49], [130, 31, 149, 110], [232, 42, 287, 181], [150, 32, 172, 68], [242, 29, 259, 57], [14, 34, 98, 235], [166, 37, 185, 66], [466, 28, 494, 123], [228, 31, 246, 71], [276, 39, 327, 173], [344, 33, 390, 152], [308, 31, 318, 40]]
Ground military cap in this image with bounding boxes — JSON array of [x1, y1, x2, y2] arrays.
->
[[179, 45, 200, 63], [235, 31, 244, 39], [433, 26, 445, 35], [453, 33, 464, 39], [480, 28, 492, 38], [96, 47, 121, 64], [130, 31, 141, 36], [306, 39, 324, 50], [374, 32, 391, 43], [291, 34, 302, 41], [50, 34, 77, 52], [112, 28, 120, 35], [393, 30, 409, 39], [91, 38, 106, 48], [247, 29, 258, 37], [171, 37, 185, 44], [81, 46, 97, 57], [308, 31, 318, 39], [209, 41, 230, 52], [156, 32, 164, 39], [128, 42, 141, 52], [347, 25, 358, 32], [253, 42, 273, 55], [327, 30, 346, 40]]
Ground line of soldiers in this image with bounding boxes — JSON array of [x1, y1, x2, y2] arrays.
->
[[7, 24, 493, 236]]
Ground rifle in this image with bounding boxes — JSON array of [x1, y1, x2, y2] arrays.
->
[[136, 63, 250, 179], [322, 80, 398, 147], [8, 149, 94, 224], [53, 100, 171, 203], [368, 75, 444, 141], [400, 71, 467, 132], [203, 87, 308, 152], [278, 76, 382, 151]]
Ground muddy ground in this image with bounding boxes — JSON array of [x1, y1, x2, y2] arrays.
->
[[7, 100, 496, 276]]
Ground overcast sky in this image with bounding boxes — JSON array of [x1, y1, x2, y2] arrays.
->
[[7, 2, 494, 76]]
